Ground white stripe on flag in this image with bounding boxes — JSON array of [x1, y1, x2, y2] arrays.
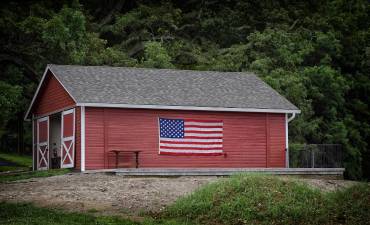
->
[[184, 127, 223, 131], [185, 133, 223, 137], [160, 143, 223, 148], [184, 122, 223, 126]]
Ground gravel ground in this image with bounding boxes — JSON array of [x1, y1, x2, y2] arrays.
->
[[0, 173, 358, 217], [0, 173, 219, 216]]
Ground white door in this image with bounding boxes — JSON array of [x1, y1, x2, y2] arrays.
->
[[61, 109, 75, 168], [37, 116, 49, 170]]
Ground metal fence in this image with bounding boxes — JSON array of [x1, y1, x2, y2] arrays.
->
[[289, 144, 343, 168]]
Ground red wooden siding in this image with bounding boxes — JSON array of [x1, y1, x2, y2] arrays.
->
[[32, 71, 75, 117], [85, 107, 286, 170], [85, 108, 105, 169], [75, 107, 81, 170]]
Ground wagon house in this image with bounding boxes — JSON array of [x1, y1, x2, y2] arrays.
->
[[25, 65, 300, 172]]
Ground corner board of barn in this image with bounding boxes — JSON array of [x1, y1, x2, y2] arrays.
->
[[24, 65, 344, 177]]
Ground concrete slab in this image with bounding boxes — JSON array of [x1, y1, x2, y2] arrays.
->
[[83, 168, 345, 177]]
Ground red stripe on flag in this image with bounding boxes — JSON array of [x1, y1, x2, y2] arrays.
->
[[185, 119, 223, 123], [185, 130, 223, 134], [184, 136, 223, 139], [184, 125, 223, 128]]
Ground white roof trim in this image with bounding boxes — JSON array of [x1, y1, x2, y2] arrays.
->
[[24, 65, 77, 120], [76, 103, 301, 114]]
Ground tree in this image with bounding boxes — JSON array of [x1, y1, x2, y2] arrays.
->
[[0, 0, 369, 179]]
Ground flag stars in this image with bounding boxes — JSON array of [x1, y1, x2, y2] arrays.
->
[[159, 118, 184, 138]]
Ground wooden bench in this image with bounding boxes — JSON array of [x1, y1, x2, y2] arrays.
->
[[109, 150, 141, 168]]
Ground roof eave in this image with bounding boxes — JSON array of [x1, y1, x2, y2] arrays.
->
[[24, 66, 51, 121], [76, 102, 301, 114]]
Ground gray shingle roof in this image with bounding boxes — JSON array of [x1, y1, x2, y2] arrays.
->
[[48, 64, 299, 111]]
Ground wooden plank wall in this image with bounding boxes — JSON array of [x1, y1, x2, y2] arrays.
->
[[32, 71, 75, 117], [85, 107, 286, 170]]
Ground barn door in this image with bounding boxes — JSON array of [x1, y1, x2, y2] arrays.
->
[[37, 117, 49, 170], [61, 109, 75, 168]]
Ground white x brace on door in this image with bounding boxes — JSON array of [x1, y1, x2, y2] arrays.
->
[[37, 116, 49, 170], [61, 109, 75, 168]]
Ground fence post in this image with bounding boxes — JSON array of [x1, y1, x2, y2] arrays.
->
[[292, 144, 342, 168], [311, 148, 315, 168]]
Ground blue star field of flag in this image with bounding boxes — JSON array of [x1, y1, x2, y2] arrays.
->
[[159, 118, 184, 138]]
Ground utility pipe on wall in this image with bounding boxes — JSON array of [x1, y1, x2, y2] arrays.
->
[[286, 113, 296, 168]]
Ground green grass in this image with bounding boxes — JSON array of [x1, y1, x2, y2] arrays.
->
[[0, 174, 369, 225], [0, 152, 32, 167], [0, 202, 186, 225], [0, 169, 70, 183], [0, 202, 139, 225], [0, 153, 70, 182], [0, 152, 32, 172], [0, 166, 24, 172], [164, 174, 370, 225]]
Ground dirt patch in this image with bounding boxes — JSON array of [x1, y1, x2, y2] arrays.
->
[[277, 176, 359, 192], [0, 173, 219, 216], [0, 173, 359, 217], [296, 178, 359, 192]]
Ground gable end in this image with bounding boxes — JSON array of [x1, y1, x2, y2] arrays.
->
[[25, 67, 76, 120]]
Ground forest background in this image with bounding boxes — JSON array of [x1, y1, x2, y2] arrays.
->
[[0, 0, 369, 179]]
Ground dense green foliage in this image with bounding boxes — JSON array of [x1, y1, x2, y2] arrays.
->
[[1, 174, 369, 225], [0, 0, 369, 179], [165, 174, 370, 225]]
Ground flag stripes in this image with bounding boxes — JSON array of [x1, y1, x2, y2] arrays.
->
[[159, 118, 223, 155]]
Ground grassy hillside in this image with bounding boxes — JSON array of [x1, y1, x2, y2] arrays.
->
[[1, 174, 369, 225], [164, 174, 370, 225]]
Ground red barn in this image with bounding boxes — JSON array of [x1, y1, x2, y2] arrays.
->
[[25, 65, 300, 172]]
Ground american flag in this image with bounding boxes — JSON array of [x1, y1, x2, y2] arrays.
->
[[159, 118, 223, 155]]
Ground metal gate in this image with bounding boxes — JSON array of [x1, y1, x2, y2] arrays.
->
[[289, 144, 343, 168]]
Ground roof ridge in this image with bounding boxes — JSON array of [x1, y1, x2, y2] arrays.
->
[[25, 64, 299, 120], [48, 64, 256, 76]]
